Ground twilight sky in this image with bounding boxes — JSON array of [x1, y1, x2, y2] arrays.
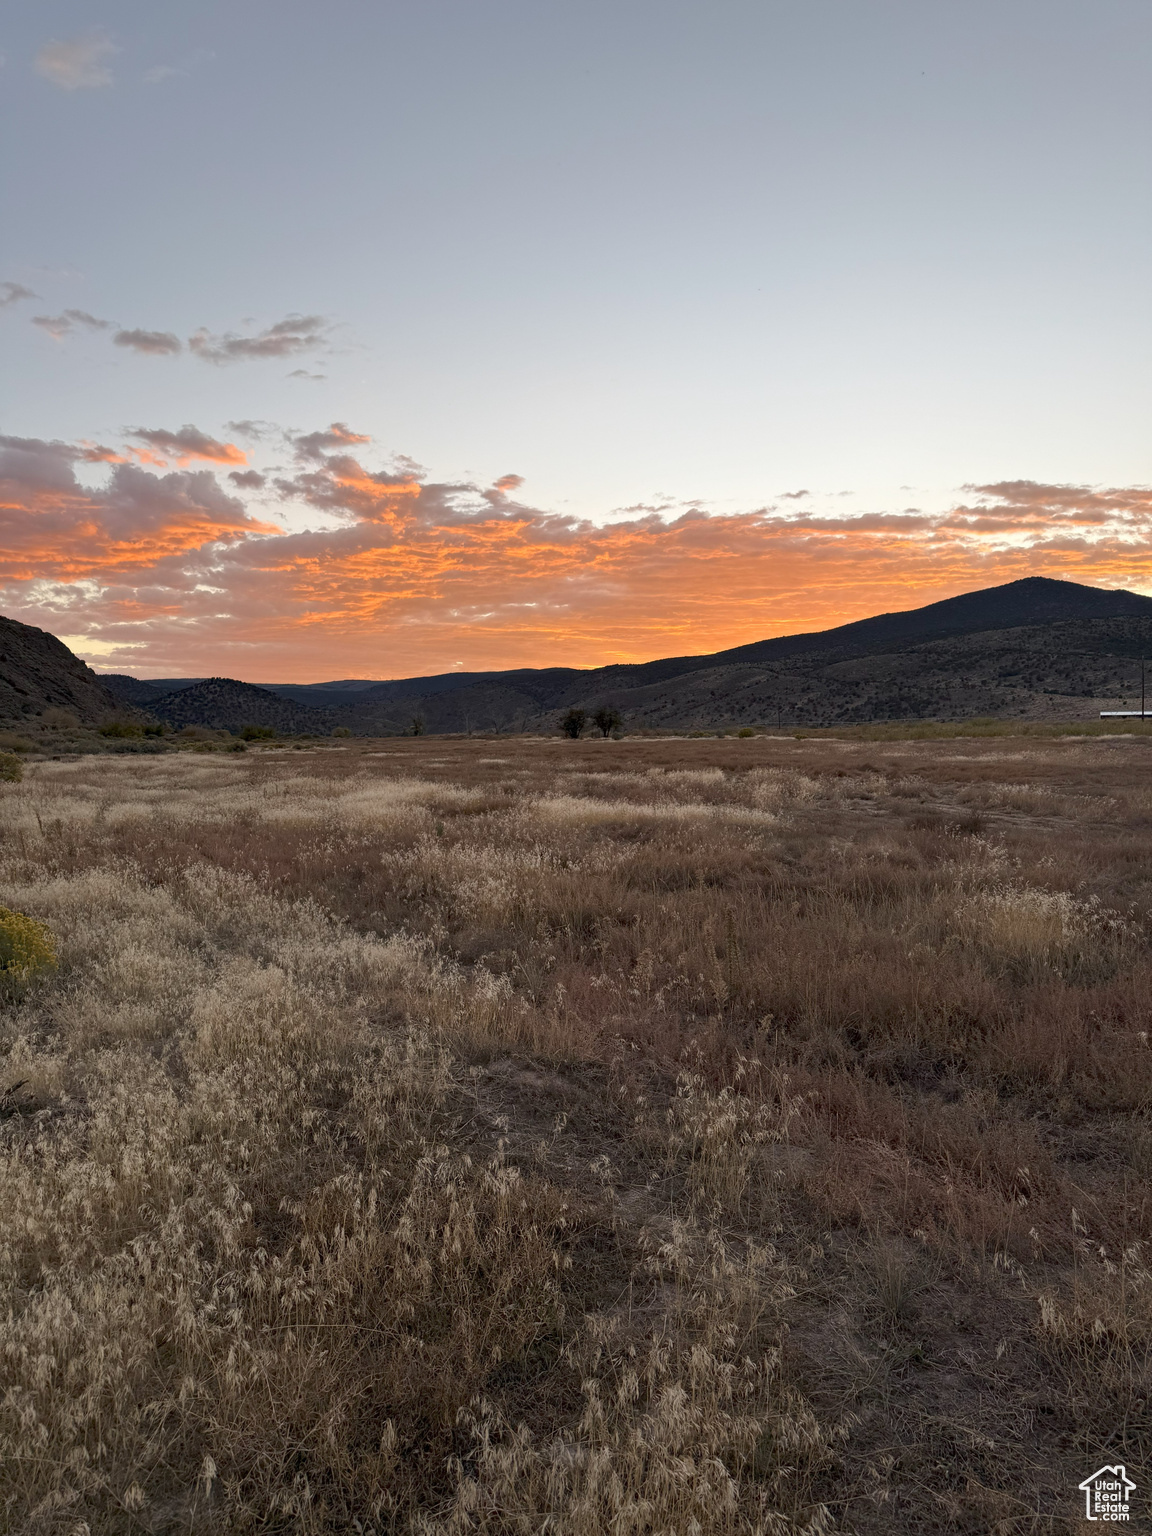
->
[[2, 0, 1150, 680]]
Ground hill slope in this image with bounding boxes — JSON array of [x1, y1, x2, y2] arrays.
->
[[0, 615, 134, 724], [309, 578, 1152, 731], [97, 576, 1152, 734], [148, 678, 335, 734]]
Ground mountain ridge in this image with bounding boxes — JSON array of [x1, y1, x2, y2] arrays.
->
[[56, 575, 1152, 733], [100, 576, 1152, 702]]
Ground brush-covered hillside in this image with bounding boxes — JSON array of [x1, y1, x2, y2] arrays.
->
[[146, 678, 337, 735]]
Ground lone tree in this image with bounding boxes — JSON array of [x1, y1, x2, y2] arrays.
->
[[593, 706, 622, 738], [560, 707, 586, 739], [410, 716, 425, 736]]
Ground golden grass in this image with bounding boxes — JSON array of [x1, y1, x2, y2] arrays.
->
[[3, 733, 1152, 1530]]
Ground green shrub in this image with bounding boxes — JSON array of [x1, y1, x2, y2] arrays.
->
[[0, 753, 22, 783], [737, 726, 756, 738], [0, 906, 57, 1001], [100, 721, 143, 739], [332, 726, 352, 738], [240, 724, 276, 741], [143, 722, 165, 737]]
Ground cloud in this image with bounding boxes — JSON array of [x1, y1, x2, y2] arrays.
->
[[35, 34, 117, 90], [224, 419, 274, 440], [288, 369, 327, 381], [5, 428, 1152, 679], [127, 426, 248, 468], [189, 314, 328, 365], [31, 308, 112, 341], [0, 434, 278, 593], [112, 328, 183, 356], [494, 474, 524, 493], [22, 303, 330, 366], [781, 488, 809, 500], [290, 422, 373, 462]]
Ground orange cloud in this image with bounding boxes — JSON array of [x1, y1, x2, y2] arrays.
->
[[127, 426, 248, 467], [3, 425, 1152, 680], [0, 434, 277, 584]]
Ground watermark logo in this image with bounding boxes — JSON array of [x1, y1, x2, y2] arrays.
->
[[1079, 1465, 1135, 1522]]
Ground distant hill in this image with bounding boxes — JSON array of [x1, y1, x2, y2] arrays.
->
[[278, 575, 1152, 698], [0, 615, 137, 725], [93, 576, 1152, 734], [681, 573, 1152, 670], [147, 678, 336, 734], [101, 674, 203, 706]]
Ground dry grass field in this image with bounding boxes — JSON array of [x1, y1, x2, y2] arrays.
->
[[3, 732, 1152, 1533]]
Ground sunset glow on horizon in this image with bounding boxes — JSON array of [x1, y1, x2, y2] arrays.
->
[[4, 423, 1152, 681], [2, 2, 1150, 680]]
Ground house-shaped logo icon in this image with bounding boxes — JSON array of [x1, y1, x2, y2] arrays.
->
[[1079, 1465, 1135, 1521]]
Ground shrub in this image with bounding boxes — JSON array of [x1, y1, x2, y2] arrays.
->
[[332, 725, 352, 738], [411, 716, 425, 736], [41, 707, 79, 729], [593, 706, 622, 738], [240, 724, 276, 740], [560, 707, 587, 739], [0, 753, 22, 783], [737, 726, 756, 738], [143, 721, 165, 737], [100, 721, 143, 739], [0, 906, 57, 1001]]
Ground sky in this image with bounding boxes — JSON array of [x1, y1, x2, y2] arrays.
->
[[2, 0, 1150, 681]]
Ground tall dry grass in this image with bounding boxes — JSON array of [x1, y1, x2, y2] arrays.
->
[[3, 734, 1152, 1529]]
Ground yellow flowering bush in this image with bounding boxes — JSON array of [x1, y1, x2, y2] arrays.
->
[[0, 905, 57, 1000]]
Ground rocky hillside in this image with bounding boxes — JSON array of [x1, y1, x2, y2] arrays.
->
[[0, 615, 136, 725]]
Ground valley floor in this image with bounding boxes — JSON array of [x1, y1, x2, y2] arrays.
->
[[3, 734, 1151, 1532]]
